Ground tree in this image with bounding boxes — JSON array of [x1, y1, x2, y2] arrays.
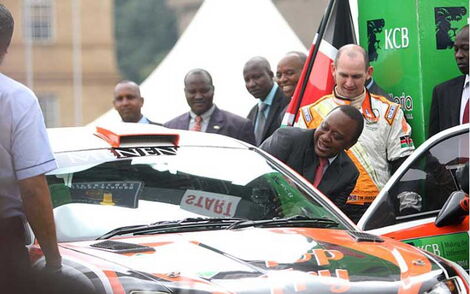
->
[[114, 0, 179, 83]]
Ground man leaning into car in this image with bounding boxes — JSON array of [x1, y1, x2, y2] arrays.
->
[[0, 4, 61, 292], [261, 105, 364, 223]]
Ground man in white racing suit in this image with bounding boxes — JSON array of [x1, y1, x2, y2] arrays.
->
[[295, 44, 414, 222]]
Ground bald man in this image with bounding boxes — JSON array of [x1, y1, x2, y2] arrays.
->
[[244, 56, 290, 145], [295, 44, 414, 221], [113, 80, 162, 125], [276, 51, 307, 99]]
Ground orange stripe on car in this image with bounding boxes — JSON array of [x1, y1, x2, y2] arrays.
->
[[103, 270, 125, 294], [383, 216, 469, 240]]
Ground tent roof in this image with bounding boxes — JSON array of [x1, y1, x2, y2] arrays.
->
[[91, 0, 306, 126]]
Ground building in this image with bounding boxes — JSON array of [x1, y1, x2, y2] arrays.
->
[[2, 0, 121, 127]]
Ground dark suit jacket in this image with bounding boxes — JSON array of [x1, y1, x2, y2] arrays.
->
[[247, 87, 290, 146], [260, 127, 359, 218], [429, 75, 466, 138], [164, 106, 256, 145], [366, 78, 391, 101]]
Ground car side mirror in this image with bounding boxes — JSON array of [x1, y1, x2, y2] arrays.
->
[[435, 191, 468, 227]]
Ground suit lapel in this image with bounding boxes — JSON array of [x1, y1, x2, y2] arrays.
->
[[302, 130, 316, 182], [318, 156, 340, 195], [450, 76, 465, 126], [262, 89, 281, 139], [206, 107, 224, 134], [182, 113, 191, 130]]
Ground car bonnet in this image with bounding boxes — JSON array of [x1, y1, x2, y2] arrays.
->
[[47, 227, 449, 294]]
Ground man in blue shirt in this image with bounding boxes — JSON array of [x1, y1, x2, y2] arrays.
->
[[244, 56, 290, 145], [0, 4, 61, 292]]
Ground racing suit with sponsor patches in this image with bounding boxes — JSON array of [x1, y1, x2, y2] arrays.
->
[[295, 90, 414, 221]]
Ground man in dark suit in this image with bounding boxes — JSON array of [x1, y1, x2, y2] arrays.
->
[[113, 80, 162, 125], [261, 105, 364, 223], [164, 69, 255, 145], [244, 56, 290, 146], [429, 25, 469, 138]]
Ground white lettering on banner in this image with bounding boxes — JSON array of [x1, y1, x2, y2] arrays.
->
[[385, 27, 409, 49], [180, 190, 241, 218], [389, 92, 414, 111]]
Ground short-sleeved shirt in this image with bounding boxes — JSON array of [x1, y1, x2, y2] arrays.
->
[[0, 73, 57, 219]]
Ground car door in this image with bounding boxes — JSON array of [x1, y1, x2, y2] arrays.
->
[[358, 125, 469, 270]]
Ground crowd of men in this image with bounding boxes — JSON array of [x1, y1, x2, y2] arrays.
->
[[0, 0, 468, 291]]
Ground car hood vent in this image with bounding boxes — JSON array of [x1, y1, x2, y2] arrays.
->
[[348, 231, 384, 243], [90, 240, 155, 253]]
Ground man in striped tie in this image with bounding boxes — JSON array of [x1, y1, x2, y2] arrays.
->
[[164, 69, 255, 145]]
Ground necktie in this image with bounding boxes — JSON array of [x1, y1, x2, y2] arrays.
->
[[191, 115, 202, 131], [463, 99, 469, 124], [312, 157, 328, 187], [255, 103, 268, 145]]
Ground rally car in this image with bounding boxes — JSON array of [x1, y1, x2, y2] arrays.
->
[[358, 123, 469, 271], [28, 123, 468, 293]]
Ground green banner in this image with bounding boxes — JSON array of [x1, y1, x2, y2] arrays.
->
[[358, 0, 468, 146], [404, 232, 469, 270]]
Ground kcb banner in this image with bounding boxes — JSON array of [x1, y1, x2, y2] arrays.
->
[[358, 0, 468, 146]]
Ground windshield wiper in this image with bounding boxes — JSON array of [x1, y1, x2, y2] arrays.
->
[[96, 217, 248, 240], [226, 215, 339, 230], [97, 216, 338, 240]]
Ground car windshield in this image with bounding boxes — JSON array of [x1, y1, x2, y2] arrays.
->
[[47, 146, 347, 241]]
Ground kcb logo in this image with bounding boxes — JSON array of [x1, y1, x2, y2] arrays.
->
[[384, 27, 409, 49], [366, 19, 410, 61]]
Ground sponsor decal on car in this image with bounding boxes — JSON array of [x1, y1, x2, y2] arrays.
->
[[111, 146, 178, 158]]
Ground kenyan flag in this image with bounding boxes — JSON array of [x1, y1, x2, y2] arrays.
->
[[400, 135, 414, 148], [282, 0, 356, 126]]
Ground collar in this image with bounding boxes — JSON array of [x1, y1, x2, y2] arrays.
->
[[333, 88, 378, 123], [333, 86, 367, 103], [327, 154, 337, 164], [259, 83, 278, 106], [465, 74, 469, 88], [137, 116, 150, 124], [190, 104, 216, 121]]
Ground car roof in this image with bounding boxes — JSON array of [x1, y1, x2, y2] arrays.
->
[[48, 123, 251, 153]]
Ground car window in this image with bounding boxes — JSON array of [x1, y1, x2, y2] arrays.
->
[[47, 146, 347, 241], [363, 131, 469, 230]]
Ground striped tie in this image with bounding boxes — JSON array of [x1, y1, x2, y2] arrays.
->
[[191, 116, 202, 131]]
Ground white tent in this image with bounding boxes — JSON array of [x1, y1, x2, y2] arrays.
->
[[91, 0, 306, 125]]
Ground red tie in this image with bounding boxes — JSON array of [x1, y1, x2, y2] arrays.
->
[[313, 157, 328, 187], [463, 100, 469, 124], [191, 116, 202, 131]]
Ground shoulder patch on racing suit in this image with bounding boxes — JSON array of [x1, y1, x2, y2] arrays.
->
[[302, 107, 313, 124], [385, 103, 398, 125]]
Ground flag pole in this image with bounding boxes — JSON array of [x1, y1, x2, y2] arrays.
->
[[291, 0, 336, 123]]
